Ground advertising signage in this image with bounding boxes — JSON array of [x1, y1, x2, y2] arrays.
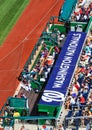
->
[[39, 31, 86, 106]]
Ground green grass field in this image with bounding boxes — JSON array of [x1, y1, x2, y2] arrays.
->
[[0, 0, 30, 45]]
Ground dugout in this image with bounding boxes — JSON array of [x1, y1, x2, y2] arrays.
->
[[38, 31, 87, 124]]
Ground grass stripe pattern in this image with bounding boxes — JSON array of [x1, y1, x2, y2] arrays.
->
[[0, 0, 30, 45]]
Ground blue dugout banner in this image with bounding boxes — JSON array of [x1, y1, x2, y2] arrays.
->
[[39, 31, 86, 106]]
